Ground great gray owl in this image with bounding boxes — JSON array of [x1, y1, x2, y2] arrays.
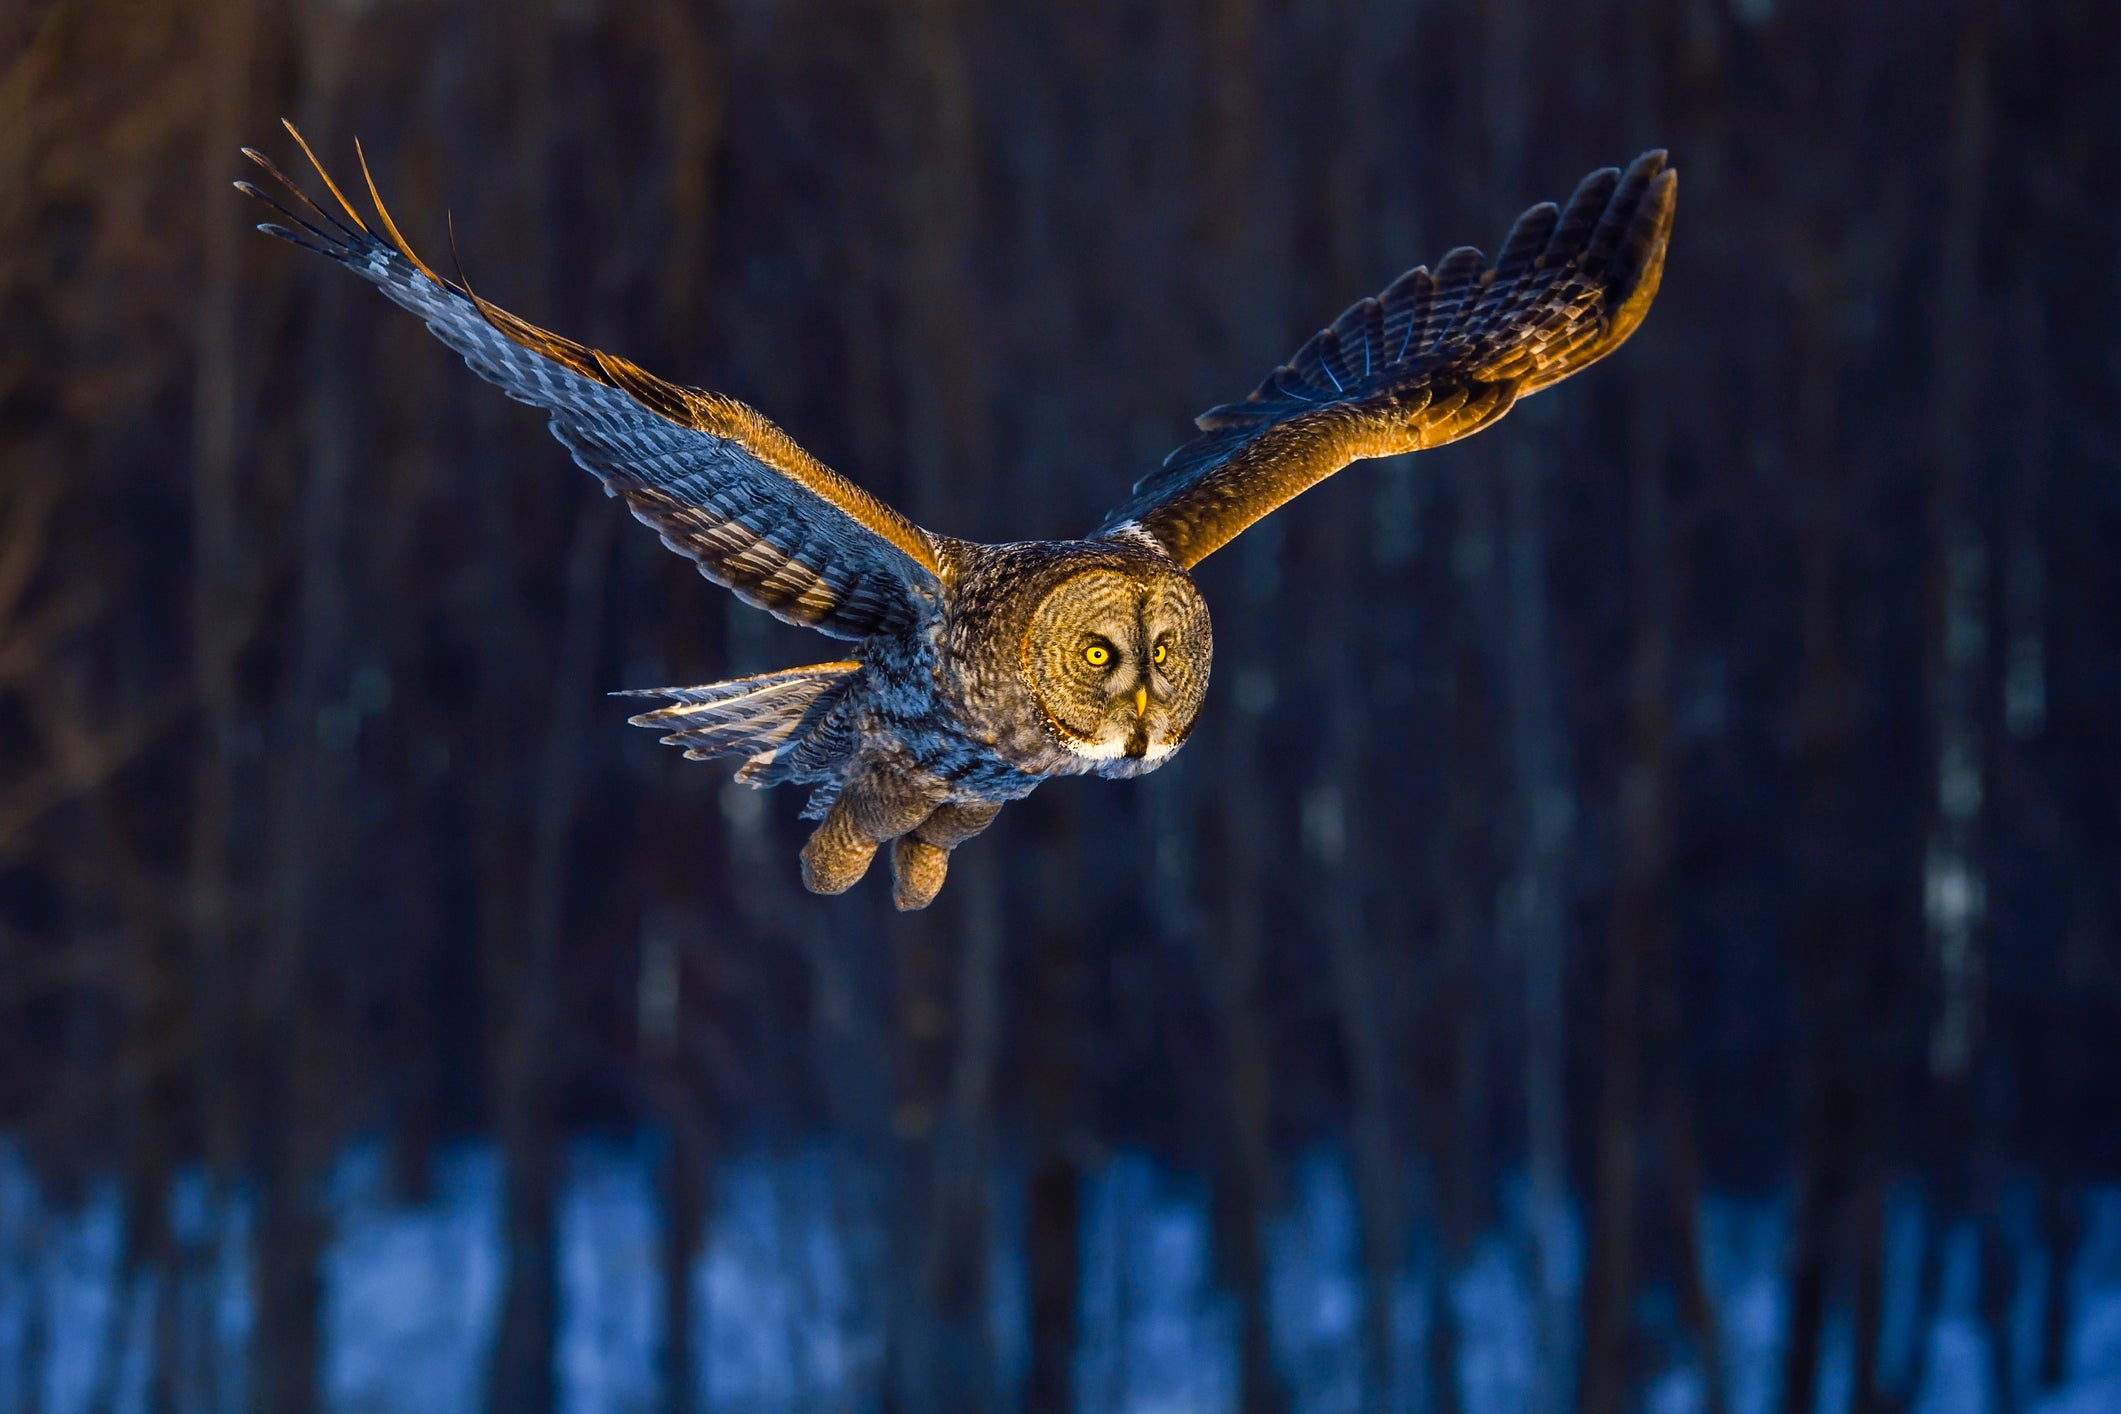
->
[[240, 126, 1675, 910]]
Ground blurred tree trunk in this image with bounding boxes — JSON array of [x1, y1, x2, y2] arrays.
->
[[1781, 163, 1872, 1414], [87, 782, 179, 1414], [1498, 433, 1574, 1409], [1024, 795, 1084, 1414], [1925, 15, 2009, 1413], [1199, 2, 1287, 1406], [1650, 22, 1736, 1409], [643, 784, 714, 1414], [653, 0, 726, 324], [1780, 314, 1847, 1414], [644, 12, 728, 1409], [1996, 275, 2067, 1399], [1418, 468, 1507, 1414], [1843, 1175, 1897, 1414], [1585, 6, 1717, 1403], [892, 0, 989, 520], [490, 496, 614, 1414], [1325, 761, 1404, 1414], [188, 0, 257, 1195], [882, 3, 1002, 1405], [1481, 2, 1573, 1403], [886, 876, 1005, 1411], [1581, 385, 1673, 1414], [1022, 1147, 1080, 1414], [2037, 1178, 2077, 1392], [1654, 16, 1739, 1407], [656, 1091, 709, 1414], [1650, 622, 1734, 1407], [1661, 1083, 1728, 1414], [1200, 529, 1288, 1414], [171, 0, 263, 1403], [1316, 20, 1406, 1408], [889, 901, 953, 1407], [251, 14, 361, 1406], [924, 861, 1006, 1408], [482, 7, 572, 1407], [1312, 485, 1403, 1413], [1922, 1, 1992, 1092]]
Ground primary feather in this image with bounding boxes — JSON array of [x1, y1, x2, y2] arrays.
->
[[239, 123, 942, 641], [1096, 150, 1677, 567]]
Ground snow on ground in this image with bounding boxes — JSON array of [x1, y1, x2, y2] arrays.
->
[[3, 1138, 2120, 1413], [322, 1145, 500, 1413], [1077, 1156, 1237, 1413], [2033, 1188, 2121, 1414]]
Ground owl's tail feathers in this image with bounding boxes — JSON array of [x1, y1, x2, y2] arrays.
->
[[618, 661, 861, 784]]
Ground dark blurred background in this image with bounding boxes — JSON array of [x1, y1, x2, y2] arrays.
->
[[2, 0, 2118, 1410]]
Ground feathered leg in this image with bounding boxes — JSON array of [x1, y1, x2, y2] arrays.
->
[[799, 774, 939, 896], [889, 801, 1005, 911]]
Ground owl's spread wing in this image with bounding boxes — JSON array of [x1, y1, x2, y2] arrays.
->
[[1096, 151, 1676, 568], [240, 124, 943, 640]]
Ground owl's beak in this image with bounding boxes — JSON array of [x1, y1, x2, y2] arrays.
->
[[1133, 685, 1149, 716]]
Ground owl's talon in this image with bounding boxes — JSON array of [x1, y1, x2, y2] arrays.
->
[[891, 837, 950, 911], [799, 819, 876, 895]]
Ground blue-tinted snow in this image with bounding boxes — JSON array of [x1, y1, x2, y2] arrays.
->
[[1077, 1156, 1238, 1411], [4, 1139, 2121, 1413]]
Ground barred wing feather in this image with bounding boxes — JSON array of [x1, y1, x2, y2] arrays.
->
[[240, 124, 943, 641], [1098, 150, 1677, 567]]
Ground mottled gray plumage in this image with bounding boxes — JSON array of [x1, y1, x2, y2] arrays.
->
[[241, 126, 1675, 908]]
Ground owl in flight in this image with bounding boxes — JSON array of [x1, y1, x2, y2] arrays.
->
[[241, 127, 1674, 910]]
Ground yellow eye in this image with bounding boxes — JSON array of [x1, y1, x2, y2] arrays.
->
[[1084, 643, 1110, 667], [1153, 642, 1168, 665]]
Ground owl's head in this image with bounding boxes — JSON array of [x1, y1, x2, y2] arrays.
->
[[1021, 563, 1211, 774]]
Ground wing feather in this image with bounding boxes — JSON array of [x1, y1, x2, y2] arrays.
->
[[1099, 151, 1676, 567], [242, 124, 942, 640]]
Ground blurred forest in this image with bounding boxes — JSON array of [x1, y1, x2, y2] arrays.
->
[[2, 0, 2119, 1409]]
